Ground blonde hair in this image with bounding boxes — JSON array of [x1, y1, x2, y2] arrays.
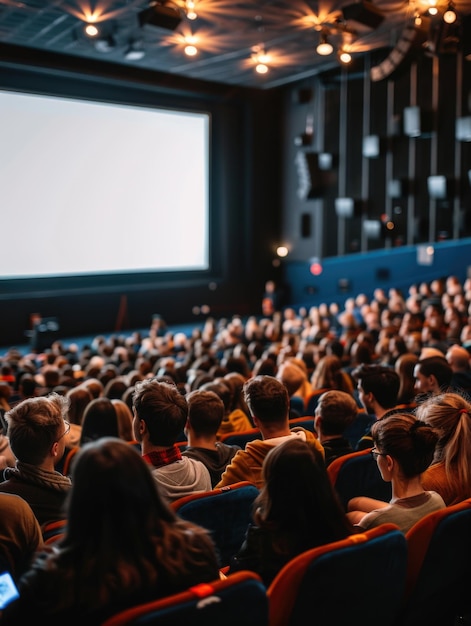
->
[[416, 392, 471, 495]]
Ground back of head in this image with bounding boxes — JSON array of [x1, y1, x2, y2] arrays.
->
[[259, 438, 351, 542], [80, 397, 119, 445], [67, 437, 174, 543], [66, 385, 93, 426], [132, 378, 188, 447], [243, 375, 289, 424], [5, 392, 69, 464], [276, 361, 307, 397], [186, 389, 224, 436], [111, 399, 134, 441], [352, 363, 400, 408], [372, 412, 439, 478], [199, 380, 232, 413], [82, 378, 104, 399], [415, 392, 471, 472], [315, 390, 358, 435]]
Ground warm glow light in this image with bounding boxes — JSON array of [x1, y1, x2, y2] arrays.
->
[[184, 44, 198, 56], [339, 50, 352, 63], [84, 23, 99, 37], [443, 7, 457, 22], [256, 63, 268, 74], [317, 36, 333, 55], [428, 6, 438, 15], [414, 14, 422, 25], [276, 246, 289, 258]]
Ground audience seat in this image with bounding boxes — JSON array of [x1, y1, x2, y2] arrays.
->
[[327, 448, 392, 511], [101, 570, 268, 626], [343, 411, 375, 449], [218, 428, 261, 448], [267, 523, 407, 626], [41, 519, 67, 544], [397, 497, 471, 626], [171, 481, 259, 568]]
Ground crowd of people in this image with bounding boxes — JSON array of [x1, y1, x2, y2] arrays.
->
[[1, 273, 471, 622]]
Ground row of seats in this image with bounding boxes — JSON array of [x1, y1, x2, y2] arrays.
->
[[97, 496, 471, 626]]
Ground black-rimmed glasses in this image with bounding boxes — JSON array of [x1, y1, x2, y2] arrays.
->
[[57, 420, 70, 442], [370, 447, 385, 460]]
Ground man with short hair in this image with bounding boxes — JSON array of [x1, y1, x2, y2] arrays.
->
[[0, 393, 72, 524], [413, 355, 453, 398], [132, 379, 211, 503], [314, 390, 359, 466], [183, 389, 241, 487], [446, 344, 471, 395], [351, 364, 401, 450], [216, 375, 324, 489]]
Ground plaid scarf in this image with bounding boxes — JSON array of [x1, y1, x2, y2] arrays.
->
[[143, 445, 182, 469]]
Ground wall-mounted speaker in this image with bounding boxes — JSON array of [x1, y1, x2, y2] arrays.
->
[[403, 106, 433, 138], [342, 1, 385, 29], [363, 135, 380, 158], [427, 175, 449, 199], [138, 4, 183, 31], [388, 179, 407, 198], [335, 197, 355, 218], [456, 117, 471, 142], [363, 219, 382, 239]]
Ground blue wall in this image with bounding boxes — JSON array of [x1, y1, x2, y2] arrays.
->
[[283, 238, 471, 309]]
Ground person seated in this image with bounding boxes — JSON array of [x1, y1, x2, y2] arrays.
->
[[183, 390, 241, 487], [415, 392, 471, 505], [228, 438, 355, 586], [351, 363, 401, 450], [0, 492, 43, 582], [1, 438, 220, 625], [314, 390, 358, 466], [79, 397, 120, 446], [216, 375, 324, 489], [132, 379, 212, 504], [276, 360, 308, 418], [413, 355, 453, 401], [347, 413, 445, 533], [0, 393, 72, 525]]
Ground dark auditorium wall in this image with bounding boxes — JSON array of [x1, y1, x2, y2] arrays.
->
[[278, 46, 471, 266]]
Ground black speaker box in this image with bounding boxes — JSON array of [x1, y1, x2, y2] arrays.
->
[[342, 1, 385, 29], [138, 4, 183, 31]]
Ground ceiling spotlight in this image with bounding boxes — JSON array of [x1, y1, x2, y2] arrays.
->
[[252, 47, 270, 73], [338, 49, 352, 64], [316, 31, 334, 56], [84, 23, 99, 37], [185, 0, 197, 20], [184, 44, 198, 56], [443, 3, 457, 23]]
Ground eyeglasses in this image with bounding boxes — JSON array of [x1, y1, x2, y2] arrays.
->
[[57, 420, 70, 442], [370, 447, 386, 460]]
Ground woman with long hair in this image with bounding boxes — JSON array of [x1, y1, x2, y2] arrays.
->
[[416, 392, 471, 505], [229, 437, 354, 585], [2, 438, 220, 625]]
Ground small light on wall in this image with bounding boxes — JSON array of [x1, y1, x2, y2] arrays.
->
[[276, 246, 289, 258]]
